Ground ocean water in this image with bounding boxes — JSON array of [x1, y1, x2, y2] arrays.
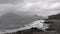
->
[[0, 20, 49, 34]]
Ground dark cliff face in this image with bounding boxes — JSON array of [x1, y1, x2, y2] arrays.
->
[[48, 14, 60, 19]]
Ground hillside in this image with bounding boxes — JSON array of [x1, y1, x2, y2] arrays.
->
[[48, 14, 60, 19]]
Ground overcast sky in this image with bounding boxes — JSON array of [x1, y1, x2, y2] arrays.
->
[[0, 0, 60, 17]]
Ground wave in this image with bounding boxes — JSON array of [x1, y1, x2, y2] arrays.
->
[[0, 20, 49, 34]]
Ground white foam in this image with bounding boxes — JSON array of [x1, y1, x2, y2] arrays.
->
[[24, 20, 49, 30]]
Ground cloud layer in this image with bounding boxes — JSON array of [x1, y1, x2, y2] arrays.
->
[[0, 0, 60, 16]]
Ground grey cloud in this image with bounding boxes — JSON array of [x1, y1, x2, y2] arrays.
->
[[0, 0, 60, 17]]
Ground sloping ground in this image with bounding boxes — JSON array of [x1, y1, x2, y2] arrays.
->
[[4, 27, 60, 34], [33, 31, 60, 34]]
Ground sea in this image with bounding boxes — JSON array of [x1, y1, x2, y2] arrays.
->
[[0, 20, 49, 34]]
